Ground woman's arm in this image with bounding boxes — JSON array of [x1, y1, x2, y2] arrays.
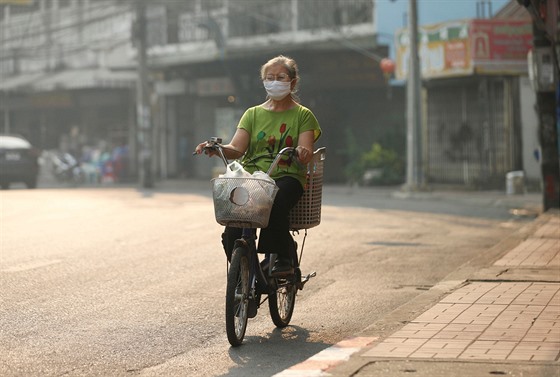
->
[[222, 128, 250, 159], [195, 128, 250, 159], [296, 130, 314, 165]]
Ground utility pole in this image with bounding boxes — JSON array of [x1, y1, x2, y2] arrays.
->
[[533, 26, 559, 209], [518, 0, 560, 209], [134, 0, 153, 188], [405, 0, 423, 190]]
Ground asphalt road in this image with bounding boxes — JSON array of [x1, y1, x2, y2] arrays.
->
[[0, 183, 541, 376]]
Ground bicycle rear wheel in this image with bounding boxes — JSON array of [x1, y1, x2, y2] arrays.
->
[[225, 247, 250, 346], [269, 277, 296, 328]]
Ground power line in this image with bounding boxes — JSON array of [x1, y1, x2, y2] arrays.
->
[[0, 3, 131, 45], [0, 1, 132, 72]]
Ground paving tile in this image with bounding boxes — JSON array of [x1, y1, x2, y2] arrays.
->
[[410, 339, 471, 359], [363, 338, 427, 358], [442, 323, 488, 332], [508, 341, 560, 361], [390, 323, 446, 339], [539, 305, 560, 321], [504, 304, 546, 313], [492, 305, 545, 330], [459, 340, 517, 360], [413, 303, 470, 324], [514, 289, 557, 305], [524, 325, 560, 342], [466, 340, 518, 350], [551, 290, 560, 306], [492, 239, 531, 265], [495, 238, 560, 267], [440, 283, 498, 304], [362, 282, 560, 363], [476, 282, 531, 305], [419, 339, 471, 350], [391, 328, 441, 339], [478, 328, 528, 342], [535, 219, 560, 238], [396, 323, 447, 331], [550, 252, 560, 267], [451, 303, 507, 325], [432, 330, 481, 341]]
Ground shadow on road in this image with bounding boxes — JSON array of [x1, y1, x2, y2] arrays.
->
[[221, 325, 330, 377]]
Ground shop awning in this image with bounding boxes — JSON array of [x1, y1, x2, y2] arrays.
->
[[32, 69, 137, 91], [0, 69, 137, 92], [0, 72, 48, 91]]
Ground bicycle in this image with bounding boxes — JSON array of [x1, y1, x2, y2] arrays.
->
[[198, 137, 325, 347]]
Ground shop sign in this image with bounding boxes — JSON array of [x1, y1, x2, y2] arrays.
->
[[471, 19, 533, 74], [196, 77, 234, 97], [30, 93, 73, 108], [0, 0, 33, 4], [396, 19, 532, 80], [155, 79, 186, 96]]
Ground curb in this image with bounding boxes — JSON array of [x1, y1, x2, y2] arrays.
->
[[272, 337, 378, 377]]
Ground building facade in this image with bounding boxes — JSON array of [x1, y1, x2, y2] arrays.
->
[[0, 0, 403, 183], [395, 14, 536, 188]]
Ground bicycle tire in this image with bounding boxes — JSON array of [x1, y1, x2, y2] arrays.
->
[[268, 277, 296, 328], [225, 247, 250, 347]]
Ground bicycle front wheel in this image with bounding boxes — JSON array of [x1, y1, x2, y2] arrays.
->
[[269, 278, 296, 328], [225, 246, 250, 347]]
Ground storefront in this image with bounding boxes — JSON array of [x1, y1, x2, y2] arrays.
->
[[395, 18, 535, 188]]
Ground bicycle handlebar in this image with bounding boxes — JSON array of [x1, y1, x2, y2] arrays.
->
[[265, 147, 298, 175], [194, 137, 298, 175]]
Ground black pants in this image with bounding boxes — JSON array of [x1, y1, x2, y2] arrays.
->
[[222, 176, 303, 260]]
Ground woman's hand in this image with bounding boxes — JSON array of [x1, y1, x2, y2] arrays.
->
[[194, 141, 216, 157], [296, 145, 312, 165], [296, 130, 315, 165]]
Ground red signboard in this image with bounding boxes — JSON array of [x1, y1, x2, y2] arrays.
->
[[395, 19, 533, 79], [445, 40, 469, 70], [470, 19, 533, 61]]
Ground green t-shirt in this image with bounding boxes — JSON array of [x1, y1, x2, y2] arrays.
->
[[238, 104, 321, 187]]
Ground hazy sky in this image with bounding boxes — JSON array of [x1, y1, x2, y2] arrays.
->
[[376, 0, 512, 57]]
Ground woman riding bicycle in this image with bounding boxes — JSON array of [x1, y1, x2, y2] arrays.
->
[[195, 55, 322, 276]]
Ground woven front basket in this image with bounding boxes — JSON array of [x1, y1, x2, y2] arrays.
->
[[289, 147, 326, 230]]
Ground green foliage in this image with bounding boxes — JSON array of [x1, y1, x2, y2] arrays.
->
[[344, 137, 405, 185], [360, 143, 405, 185], [343, 128, 365, 184]]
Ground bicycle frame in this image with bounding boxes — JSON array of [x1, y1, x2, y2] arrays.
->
[[234, 227, 275, 299]]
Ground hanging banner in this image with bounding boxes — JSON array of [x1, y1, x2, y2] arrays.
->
[[395, 19, 533, 80], [470, 19, 533, 74], [0, 0, 33, 4]]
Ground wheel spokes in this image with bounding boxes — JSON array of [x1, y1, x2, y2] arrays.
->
[[277, 286, 294, 319], [234, 268, 249, 335]]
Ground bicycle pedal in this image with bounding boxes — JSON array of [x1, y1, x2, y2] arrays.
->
[[247, 298, 258, 318], [270, 264, 294, 277], [298, 271, 317, 290]]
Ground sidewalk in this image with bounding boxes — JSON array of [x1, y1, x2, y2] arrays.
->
[[275, 210, 560, 377]]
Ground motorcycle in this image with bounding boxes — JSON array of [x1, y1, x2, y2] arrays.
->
[[51, 152, 85, 185]]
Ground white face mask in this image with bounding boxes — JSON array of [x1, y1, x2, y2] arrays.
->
[[263, 80, 292, 100]]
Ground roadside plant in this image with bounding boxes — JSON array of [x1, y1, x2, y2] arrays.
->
[[360, 143, 404, 185]]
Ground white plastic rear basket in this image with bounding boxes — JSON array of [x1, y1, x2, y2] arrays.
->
[[289, 147, 326, 230]]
